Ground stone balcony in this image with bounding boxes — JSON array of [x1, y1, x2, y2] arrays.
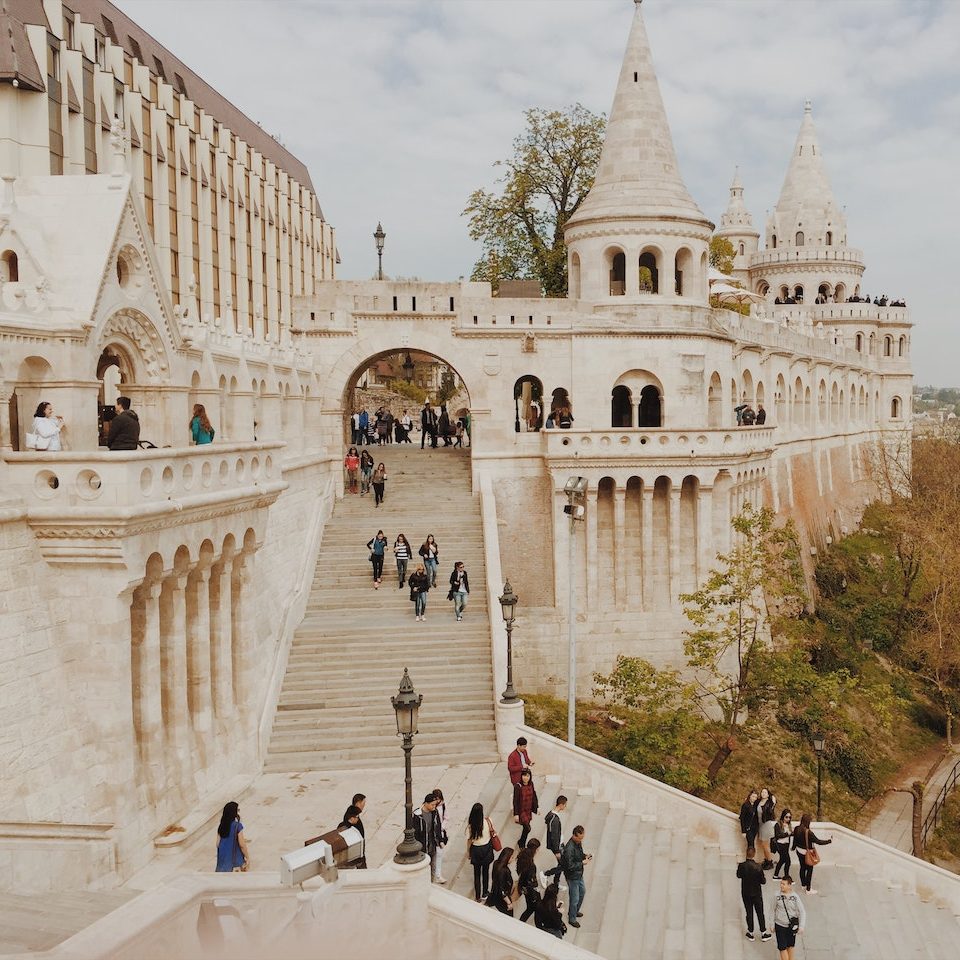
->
[[1, 442, 287, 564], [541, 426, 776, 465]]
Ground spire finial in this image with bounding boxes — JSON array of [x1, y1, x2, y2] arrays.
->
[[804, 98, 812, 114]]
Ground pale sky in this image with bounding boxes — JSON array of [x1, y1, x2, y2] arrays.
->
[[116, 0, 960, 385]]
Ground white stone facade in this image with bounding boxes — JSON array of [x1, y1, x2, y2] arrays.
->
[[0, 0, 912, 897]]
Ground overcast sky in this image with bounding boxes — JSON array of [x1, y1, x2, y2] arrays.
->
[[116, 0, 959, 386]]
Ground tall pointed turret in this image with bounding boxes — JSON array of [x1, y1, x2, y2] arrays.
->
[[564, 1, 712, 303], [715, 168, 759, 284]]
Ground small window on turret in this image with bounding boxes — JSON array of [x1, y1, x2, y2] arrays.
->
[[826, 231, 833, 246], [634, 72, 638, 82], [795, 231, 804, 246], [771, 235, 777, 249]]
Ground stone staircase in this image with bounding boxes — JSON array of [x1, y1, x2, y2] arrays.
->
[[443, 764, 960, 960], [266, 446, 499, 771]]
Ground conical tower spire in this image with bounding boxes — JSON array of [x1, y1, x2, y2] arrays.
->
[[719, 167, 755, 231], [565, 1, 709, 229], [773, 100, 839, 233]]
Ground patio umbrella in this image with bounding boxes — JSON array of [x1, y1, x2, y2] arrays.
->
[[711, 283, 764, 305]]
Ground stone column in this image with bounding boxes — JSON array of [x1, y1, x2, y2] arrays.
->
[[188, 567, 213, 733], [641, 485, 654, 611], [232, 553, 255, 718], [139, 583, 164, 775], [585, 489, 598, 611], [697, 487, 713, 587], [167, 574, 191, 762], [613, 486, 627, 610], [212, 558, 235, 717], [669, 486, 682, 605]]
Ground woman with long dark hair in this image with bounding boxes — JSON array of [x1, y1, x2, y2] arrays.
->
[[773, 809, 793, 880], [516, 838, 541, 922], [215, 801, 249, 872], [791, 812, 833, 894], [486, 847, 517, 915], [535, 881, 566, 938], [344, 446, 360, 494], [739, 789, 760, 851], [359, 450, 374, 496], [367, 530, 388, 588], [419, 535, 439, 588], [189, 403, 215, 445], [409, 564, 430, 621], [757, 786, 777, 870], [465, 801, 495, 902], [372, 461, 387, 507]]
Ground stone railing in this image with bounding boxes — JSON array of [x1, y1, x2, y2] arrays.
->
[[751, 246, 865, 267], [2, 443, 286, 514], [543, 427, 776, 460], [20, 864, 599, 960]]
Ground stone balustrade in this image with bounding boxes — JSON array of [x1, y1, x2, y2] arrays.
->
[[2, 442, 286, 516], [751, 246, 865, 267], [543, 427, 776, 461]]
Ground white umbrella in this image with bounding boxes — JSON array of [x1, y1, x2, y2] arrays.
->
[[711, 283, 764, 304], [707, 267, 733, 283]]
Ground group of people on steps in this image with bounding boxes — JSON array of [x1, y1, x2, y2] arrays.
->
[[343, 447, 388, 504], [737, 786, 834, 958]]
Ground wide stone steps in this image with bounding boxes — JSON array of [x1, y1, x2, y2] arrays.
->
[[438, 763, 960, 960], [266, 446, 498, 771]]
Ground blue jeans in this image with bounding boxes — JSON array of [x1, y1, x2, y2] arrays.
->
[[454, 591, 467, 618], [567, 877, 585, 923], [424, 558, 438, 586], [415, 593, 426, 617]]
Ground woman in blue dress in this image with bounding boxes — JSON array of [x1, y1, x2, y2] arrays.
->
[[215, 801, 249, 872]]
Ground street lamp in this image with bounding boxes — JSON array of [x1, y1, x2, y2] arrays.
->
[[402, 351, 415, 383], [499, 579, 519, 704], [392, 668, 425, 864], [813, 732, 826, 821], [563, 476, 588, 745], [374, 222, 386, 281]]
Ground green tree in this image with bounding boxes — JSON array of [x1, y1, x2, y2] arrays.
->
[[436, 367, 458, 406], [463, 104, 605, 298], [709, 236, 735, 274]]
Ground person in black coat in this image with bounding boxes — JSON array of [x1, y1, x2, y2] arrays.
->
[[535, 881, 566, 939], [449, 562, 470, 622], [736, 846, 771, 941], [739, 790, 760, 850], [438, 405, 451, 446], [420, 402, 437, 449], [107, 396, 140, 450]]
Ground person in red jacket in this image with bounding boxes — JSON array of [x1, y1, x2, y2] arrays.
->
[[513, 769, 539, 849], [508, 737, 534, 785]]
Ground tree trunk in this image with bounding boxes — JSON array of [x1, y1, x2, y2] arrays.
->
[[947, 711, 954, 749], [706, 737, 736, 783]]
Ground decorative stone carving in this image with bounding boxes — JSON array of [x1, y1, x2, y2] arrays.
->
[[99, 310, 171, 381]]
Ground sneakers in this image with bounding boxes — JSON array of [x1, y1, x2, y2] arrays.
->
[[568, 920, 580, 929], [761, 932, 772, 942], [745, 932, 755, 941], [456, 615, 462, 622], [807, 889, 818, 895], [435, 876, 447, 885]]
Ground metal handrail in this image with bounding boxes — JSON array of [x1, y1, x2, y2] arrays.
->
[[920, 755, 960, 850]]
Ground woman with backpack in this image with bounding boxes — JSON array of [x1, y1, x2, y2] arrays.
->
[[366, 530, 388, 588], [791, 812, 833, 894], [465, 802, 496, 903], [409, 564, 430, 621]]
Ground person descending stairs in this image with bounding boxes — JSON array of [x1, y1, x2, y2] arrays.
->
[[266, 446, 499, 771]]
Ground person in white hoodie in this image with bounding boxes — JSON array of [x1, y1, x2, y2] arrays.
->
[[31, 402, 65, 451]]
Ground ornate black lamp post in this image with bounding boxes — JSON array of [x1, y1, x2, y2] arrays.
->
[[402, 351, 415, 383], [499, 579, 519, 704], [392, 668, 425, 864], [374, 222, 386, 280], [813, 732, 825, 820]]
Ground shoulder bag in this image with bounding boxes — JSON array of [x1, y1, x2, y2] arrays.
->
[[488, 817, 502, 852], [804, 828, 820, 866], [779, 895, 800, 933]]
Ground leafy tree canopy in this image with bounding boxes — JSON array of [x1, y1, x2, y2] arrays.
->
[[709, 236, 735, 274], [463, 104, 605, 298]]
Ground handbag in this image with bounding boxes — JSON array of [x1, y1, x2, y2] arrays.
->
[[779, 895, 800, 932], [25, 431, 50, 451], [488, 817, 502, 852], [804, 828, 820, 866]]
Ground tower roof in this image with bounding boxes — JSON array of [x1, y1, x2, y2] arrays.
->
[[774, 100, 838, 224], [565, 1, 709, 230], [717, 167, 757, 236]]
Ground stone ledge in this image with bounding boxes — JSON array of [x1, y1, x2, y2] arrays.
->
[[153, 774, 254, 850]]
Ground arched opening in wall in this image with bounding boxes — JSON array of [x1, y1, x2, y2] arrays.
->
[[218, 375, 230, 440], [834, 282, 846, 302], [874, 390, 880, 423], [700, 252, 708, 298], [859, 385, 866, 422], [849, 389, 856, 422], [96, 347, 133, 446], [793, 284, 804, 302], [757, 280, 770, 297], [804, 385, 812, 426], [855, 332, 863, 352], [674, 247, 693, 296], [779, 285, 789, 301], [793, 377, 803, 425], [891, 396, 902, 419], [818, 380, 827, 423], [680, 476, 699, 593], [611, 385, 633, 428], [279, 381, 289, 439], [826, 231, 833, 246], [652, 476, 671, 608], [550, 387, 573, 429], [740, 369, 754, 408], [898, 335, 906, 357], [738, 242, 745, 256], [638, 250, 659, 294], [831, 382, 840, 423], [771, 235, 778, 249], [639, 385, 662, 428], [514, 375, 544, 433], [116, 244, 146, 293], [596, 477, 616, 609], [707, 372, 723, 428], [756, 381, 765, 420], [883, 336, 892, 357], [795, 231, 805, 246], [775, 374, 786, 424], [854, 284, 861, 298], [0, 249, 18, 282], [606, 248, 626, 296], [818, 282, 831, 302], [342, 348, 472, 448], [570, 253, 581, 300], [868, 332, 876, 356]]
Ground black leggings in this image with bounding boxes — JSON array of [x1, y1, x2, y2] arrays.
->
[[797, 850, 814, 890], [473, 859, 491, 900], [371, 555, 384, 581], [519, 887, 540, 923], [774, 844, 792, 878], [373, 482, 385, 505], [518, 823, 531, 849]]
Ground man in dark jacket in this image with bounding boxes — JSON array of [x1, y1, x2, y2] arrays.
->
[[755, 404, 767, 425], [542, 795, 567, 882], [413, 793, 441, 880], [559, 826, 591, 928], [736, 847, 771, 941], [420, 402, 437, 449], [108, 396, 140, 450]]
